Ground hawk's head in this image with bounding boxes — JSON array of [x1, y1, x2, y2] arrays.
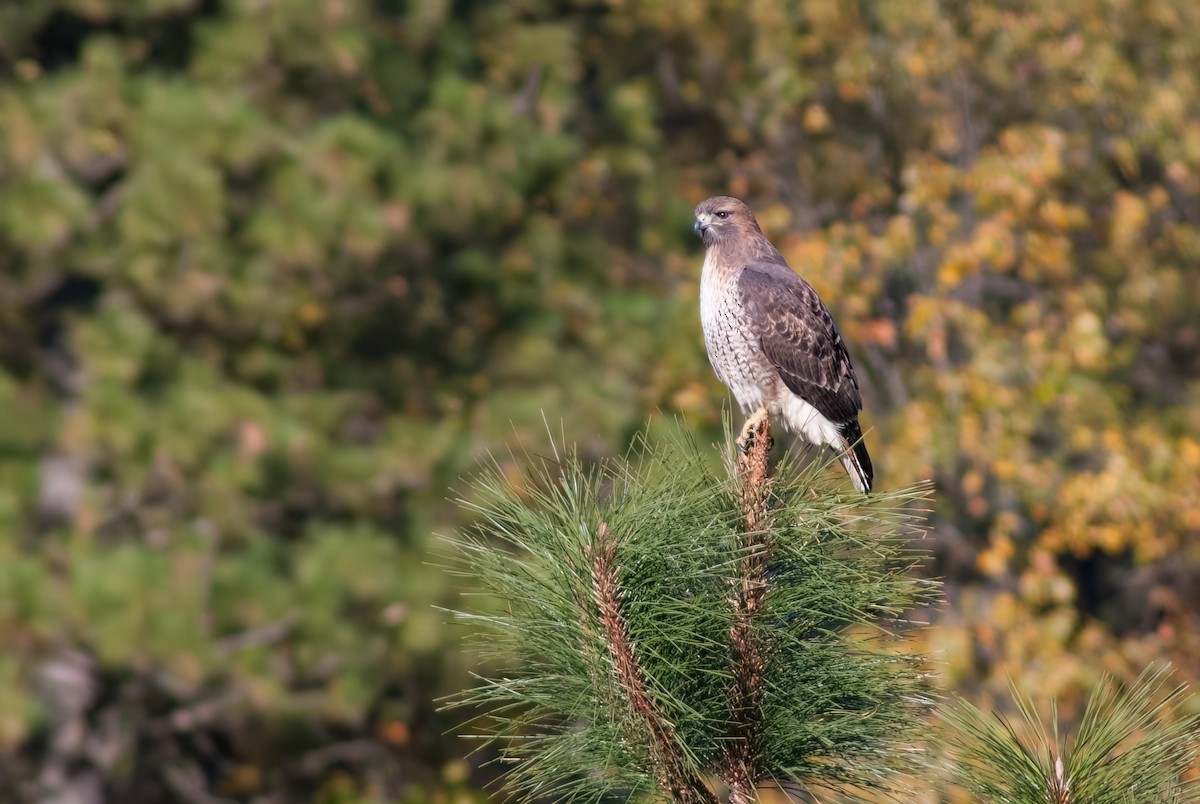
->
[[694, 196, 759, 246]]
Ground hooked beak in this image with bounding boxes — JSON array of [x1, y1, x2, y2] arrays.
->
[[694, 219, 708, 236]]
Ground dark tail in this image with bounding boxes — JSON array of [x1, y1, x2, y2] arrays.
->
[[837, 419, 873, 494]]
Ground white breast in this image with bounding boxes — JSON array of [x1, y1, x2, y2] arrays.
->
[[699, 252, 772, 414]]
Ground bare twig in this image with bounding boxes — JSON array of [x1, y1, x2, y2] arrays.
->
[[296, 739, 387, 776], [589, 522, 718, 804], [213, 615, 299, 655], [512, 65, 543, 116], [161, 763, 236, 804]]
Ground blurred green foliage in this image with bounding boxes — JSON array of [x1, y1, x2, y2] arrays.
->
[[0, 0, 1198, 800]]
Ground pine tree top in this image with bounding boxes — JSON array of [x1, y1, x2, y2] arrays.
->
[[448, 421, 936, 802]]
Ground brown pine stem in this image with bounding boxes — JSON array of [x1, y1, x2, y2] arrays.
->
[[1049, 755, 1071, 803], [725, 416, 775, 804], [588, 522, 718, 804]]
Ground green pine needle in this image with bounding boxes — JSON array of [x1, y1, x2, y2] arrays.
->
[[941, 663, 1200, 803], [445, 425, 936, 802]]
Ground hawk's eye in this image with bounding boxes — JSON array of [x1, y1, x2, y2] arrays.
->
[[715, 210, 729, 219]]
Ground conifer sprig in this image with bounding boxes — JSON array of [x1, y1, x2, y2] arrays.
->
[[942, 663, 1200, 803], [449, 424, 935, 802], [588, 521, 717, 803], [725, 415, 775, 804]]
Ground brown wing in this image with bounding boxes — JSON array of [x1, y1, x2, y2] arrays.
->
[[737, 263, 863, 425]]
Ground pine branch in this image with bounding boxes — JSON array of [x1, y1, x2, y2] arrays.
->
[[447, 424, 935, 802], [725, 416, 774, 803], [588, 521, 718, 804], [942, 662, 1200, 803]]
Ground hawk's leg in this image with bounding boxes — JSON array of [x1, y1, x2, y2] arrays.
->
[[736, 405, 770, 452]]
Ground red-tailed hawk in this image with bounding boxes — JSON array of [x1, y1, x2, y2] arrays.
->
[[694, 196, 873, 493]]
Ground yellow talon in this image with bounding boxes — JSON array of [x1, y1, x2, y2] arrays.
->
[[737, 406, 770, 449]]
